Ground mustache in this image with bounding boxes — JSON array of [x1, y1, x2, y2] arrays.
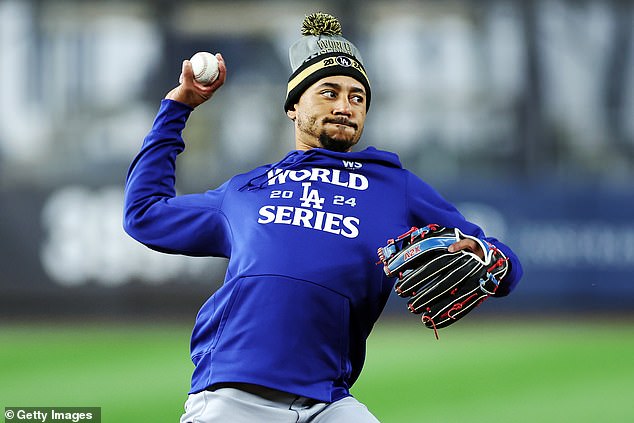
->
[[323, 117, 357, 130]]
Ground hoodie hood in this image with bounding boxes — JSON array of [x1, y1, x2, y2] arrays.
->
[[239, 147, 402, 191], [307, 146, 402, 167]]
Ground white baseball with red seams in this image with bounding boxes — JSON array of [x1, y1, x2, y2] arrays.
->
[[190, 52, 219, 85]]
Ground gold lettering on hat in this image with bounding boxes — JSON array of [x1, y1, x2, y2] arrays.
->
[[316, 39, 354, 56], [286, 56, 370, 96]]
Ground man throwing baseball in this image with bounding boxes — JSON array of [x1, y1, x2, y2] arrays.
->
[[124, 12, 523, 423]]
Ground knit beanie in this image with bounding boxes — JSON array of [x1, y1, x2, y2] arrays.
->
[[284, 12, 371, 112]]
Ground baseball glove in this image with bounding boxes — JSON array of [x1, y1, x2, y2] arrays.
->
[[377, 224, 508, 336]]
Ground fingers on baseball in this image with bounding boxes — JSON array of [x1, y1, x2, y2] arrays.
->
[[205, 54, 227, 89], [178, 60, 193, 85]]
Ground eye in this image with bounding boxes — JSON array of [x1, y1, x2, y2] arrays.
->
[[321, 90, 337, 98], [351, 94, 365, 104]]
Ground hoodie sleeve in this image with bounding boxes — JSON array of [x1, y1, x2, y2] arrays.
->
[[123, 99, 232, 258], [405, 172, 522, 296]]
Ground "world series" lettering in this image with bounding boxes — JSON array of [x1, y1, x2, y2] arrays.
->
[[266, 168, 368, 190], [258, 205, 360, 238]]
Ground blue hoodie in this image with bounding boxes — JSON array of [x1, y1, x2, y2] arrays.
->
[[124, 99, 523, 403]]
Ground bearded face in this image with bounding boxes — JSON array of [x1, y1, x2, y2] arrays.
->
[[289, 76, 367, 152]]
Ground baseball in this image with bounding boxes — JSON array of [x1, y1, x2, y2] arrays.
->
[[190, 52, 219, 85]]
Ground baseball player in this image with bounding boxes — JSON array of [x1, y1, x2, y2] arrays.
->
[[123, 12, 523, 423]]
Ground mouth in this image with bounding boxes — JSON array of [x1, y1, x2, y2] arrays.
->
[[324, 118, 357, 130]]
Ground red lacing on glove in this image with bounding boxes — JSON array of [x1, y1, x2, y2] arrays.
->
[[487, 246, 509, 273], [426, 223, 441, 232], [413, 223, 440, 243], [488, 257, 508, 273], [396, 227, 418, 243], [444, 293, 479, 320], [422, 315, 439, 340]]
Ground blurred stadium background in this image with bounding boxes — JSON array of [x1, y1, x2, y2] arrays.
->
[[1, 0, 633, 421]]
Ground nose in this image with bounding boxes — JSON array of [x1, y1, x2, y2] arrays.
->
[[333, 97, 352, 116]]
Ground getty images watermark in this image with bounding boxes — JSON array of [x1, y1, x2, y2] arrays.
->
[[4, 408, 100, 423]]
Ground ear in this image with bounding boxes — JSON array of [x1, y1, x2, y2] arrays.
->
[[286, 107, 297, 121]]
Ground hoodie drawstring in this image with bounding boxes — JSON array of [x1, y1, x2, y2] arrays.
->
[[239, 150, 319, 191]]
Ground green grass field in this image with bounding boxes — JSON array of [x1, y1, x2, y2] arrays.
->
[[1, 318, 633, 422]]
